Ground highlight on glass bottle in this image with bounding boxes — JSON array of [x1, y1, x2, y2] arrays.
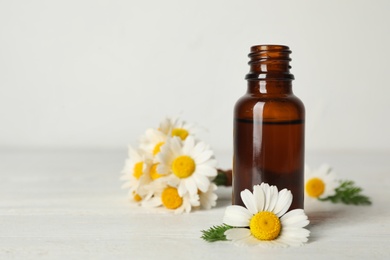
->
[[233, 45, 305, 210]]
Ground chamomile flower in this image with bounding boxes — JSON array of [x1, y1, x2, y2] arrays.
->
[[139, 128, 167, 156], [156, 136, 218, 196], [199, 183, 218, 210], [142, 183, 200, 214], [159, 117, 198, 141], [223, 183, 310, 247], [305, 164, 338, 199], [121, 146, 152, 202], [122, 116, 221, 212]]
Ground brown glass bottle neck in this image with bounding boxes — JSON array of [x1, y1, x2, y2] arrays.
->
[[247, 80, 293, 95]]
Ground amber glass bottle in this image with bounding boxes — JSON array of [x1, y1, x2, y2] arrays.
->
[[233, 45, 305, 210]]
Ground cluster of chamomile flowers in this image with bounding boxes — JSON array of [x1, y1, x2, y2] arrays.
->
[[121, 117, 218, 214]]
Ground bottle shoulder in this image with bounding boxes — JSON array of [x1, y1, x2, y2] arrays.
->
[[234, 94, 305, 121]]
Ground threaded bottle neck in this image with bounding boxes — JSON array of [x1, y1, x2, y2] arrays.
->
[[245, 45, 294, 81]]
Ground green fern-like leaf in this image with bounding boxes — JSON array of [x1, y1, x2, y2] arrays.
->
[[319, 180, 372, 205], [201, 224, 233, 242]]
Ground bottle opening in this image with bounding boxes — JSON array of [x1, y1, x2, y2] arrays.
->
[[246, 44, 294, 81]]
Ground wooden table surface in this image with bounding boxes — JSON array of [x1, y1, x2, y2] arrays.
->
[[1, 149, 389, 259]]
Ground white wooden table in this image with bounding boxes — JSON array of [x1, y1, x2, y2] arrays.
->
[[1, 149, 389, 259]]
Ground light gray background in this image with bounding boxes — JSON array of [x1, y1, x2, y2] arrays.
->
[[1, 0, 389, 152]]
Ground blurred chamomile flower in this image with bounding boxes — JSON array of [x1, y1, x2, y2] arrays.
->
[[305, 164, 338, 199], [122, 116, 219, 213], [121, 146, 152, 202], [159, 117, 198, 141], [139, 128, 167, 156], [142, 182, 200, 214]]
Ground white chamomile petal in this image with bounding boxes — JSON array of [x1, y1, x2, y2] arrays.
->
[[262, 183, 272, 211], [199, 183, 218, 210], [189, 194, 201, 207], [196, 165, 217, 177], [279, 227, 310, 239], [280, 208, 305, 221], [278, 229, 310, 245], [241, 189, 258, 215], [179, 204, 190, 214], [156, 163, 169, 175], [158, 117, 171, 135], [170, 137, 182, 155], [142, 197, 162, 208], [281, 209, 310, 228], [238, 236, 260, 247], [184, 178, 198, 196], [182, 135, 195, 154], [265, 185, 279, 212], [193, 150, 214, 164], [191, 141, 207, 157], [318, 163, 332, 174], [166, 175, 179, 187], [139, 128, 168, 156], [225, 228, 251, 240], [253, 184, 265, 211], [223, 205, 252, 227], [273, 189, 293, 217], [203, 158, 218, 168], [178, 181, 187, 196], [193, 173, 210, 193], [247, 236, 264, 246]]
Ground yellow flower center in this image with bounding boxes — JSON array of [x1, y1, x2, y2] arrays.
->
[[161, 187, 183, 209], [306, 177, 325, 198], [172, 155, 195, 178], [249, 211, 281, 240], [171, 128, 189, 140], [149, 163, 163, 180], [133, 162, 143, 179], [133, 193, 142, 202], [153, 142, 164, 156]]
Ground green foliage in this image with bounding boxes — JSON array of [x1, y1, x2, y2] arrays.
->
[[319, 180, 372, 205], [201, 224, 233, 242], [213, 170, 228, 186]]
